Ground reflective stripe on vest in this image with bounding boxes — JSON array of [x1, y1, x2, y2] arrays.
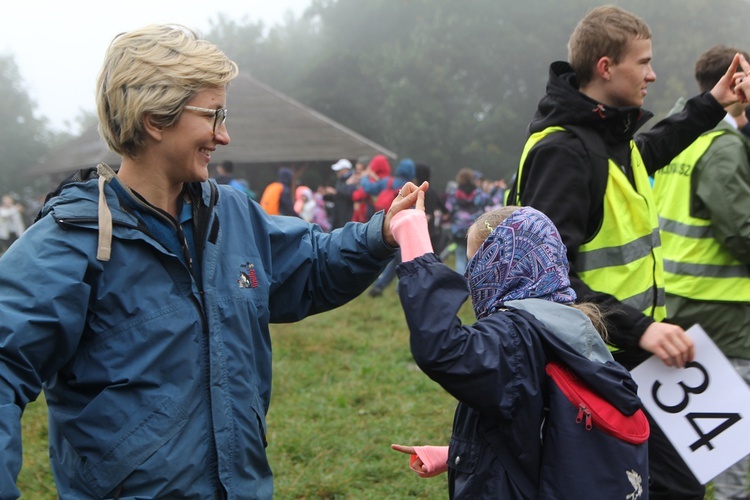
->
[[653, 130, 750, 302], [518, 127, 666, 320]]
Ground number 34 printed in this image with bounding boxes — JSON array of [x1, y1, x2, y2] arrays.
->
[[651, 360, 741, 452], [632, 324, 750, 484]]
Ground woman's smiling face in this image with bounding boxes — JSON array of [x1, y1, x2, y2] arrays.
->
[[158, 87, 230, 184]]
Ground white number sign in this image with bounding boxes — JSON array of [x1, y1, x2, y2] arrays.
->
[[631, 324, 750, 484]]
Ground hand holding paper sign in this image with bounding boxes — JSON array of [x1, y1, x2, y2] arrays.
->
[[638, 322, 695, 368], [631, 325, 750, 485]]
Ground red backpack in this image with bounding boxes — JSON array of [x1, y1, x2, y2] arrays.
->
[[538, 361, 650, 499], [374, 178, 399, 212], [482, 308, 650, 500]]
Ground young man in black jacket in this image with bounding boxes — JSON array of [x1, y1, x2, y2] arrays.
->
[[510, 5, 741, 499]]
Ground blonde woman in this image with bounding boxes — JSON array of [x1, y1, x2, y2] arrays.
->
[[0, 24, 421, 498]]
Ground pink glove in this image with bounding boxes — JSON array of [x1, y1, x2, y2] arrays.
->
[[411, 446, 449, 477], [389, 209, 433, 262]]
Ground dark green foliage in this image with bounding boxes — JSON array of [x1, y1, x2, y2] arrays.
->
[[6, 0, 750, 197], [0, 55, 53, 194], [207, 0, 750, 191]]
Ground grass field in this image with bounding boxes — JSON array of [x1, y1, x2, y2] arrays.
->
[[17, 282, 465, 499]]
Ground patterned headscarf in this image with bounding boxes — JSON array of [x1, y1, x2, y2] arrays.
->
[[466, 207, 577, 319]]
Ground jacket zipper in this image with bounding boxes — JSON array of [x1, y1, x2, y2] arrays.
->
[[576, 406, 593, 430]]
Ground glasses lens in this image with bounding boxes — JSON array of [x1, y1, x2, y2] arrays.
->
[[213, 109, 227, 133]]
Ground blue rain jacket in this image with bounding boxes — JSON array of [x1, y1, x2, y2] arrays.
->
[[0, 168, 393, 499]]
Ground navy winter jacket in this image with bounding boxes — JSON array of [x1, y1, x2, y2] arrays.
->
[[397, 254, 643, 499]]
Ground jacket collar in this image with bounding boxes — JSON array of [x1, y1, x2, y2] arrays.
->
[[40, 163, 216, 262], [529, 61, 653, 143]]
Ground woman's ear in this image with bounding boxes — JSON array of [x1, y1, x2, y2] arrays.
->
[[143, 113, 164, 141]]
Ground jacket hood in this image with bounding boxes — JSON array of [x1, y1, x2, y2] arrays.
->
[[369, 155, 391, 178], [415, 163, 431, 184], [40, 163, 215, 262], [506, 299, 611, 363], [39, 164, 124, 262], [507, 299, 642, 415], [528, 61, 653, 143], [277, 167, 294, 185], [295, 185, 313, 202], [395, 158, 416, 181]]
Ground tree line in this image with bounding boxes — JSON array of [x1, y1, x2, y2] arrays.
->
[[4, 0, 750, 195], [206, 0, 750, 189]]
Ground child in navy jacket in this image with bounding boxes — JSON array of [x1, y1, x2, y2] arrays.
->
[[389, 195, 647, 499]]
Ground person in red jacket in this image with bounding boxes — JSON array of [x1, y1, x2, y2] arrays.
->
[[351, 155, 389, 222]]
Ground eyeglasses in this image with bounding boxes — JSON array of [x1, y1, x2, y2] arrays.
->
[[183, 105, 228, 134]]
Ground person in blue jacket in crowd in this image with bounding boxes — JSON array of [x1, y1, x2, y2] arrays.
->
[[388, 197, 646, 498], [0, 24, 423, 499], [365, 157, 416, 297]]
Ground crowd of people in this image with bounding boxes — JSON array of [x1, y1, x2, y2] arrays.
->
[[1, 4, 750, 499], [228, 155, 510, 297]]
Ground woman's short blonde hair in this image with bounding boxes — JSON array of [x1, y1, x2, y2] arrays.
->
[[96, 24, 239, 157]]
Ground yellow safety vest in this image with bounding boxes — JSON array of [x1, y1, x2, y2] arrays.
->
[[517, 126, 667, 320], [653, 130, 750, 302]]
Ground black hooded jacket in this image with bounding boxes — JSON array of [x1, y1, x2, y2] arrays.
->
[[516, 61, 726, 368]]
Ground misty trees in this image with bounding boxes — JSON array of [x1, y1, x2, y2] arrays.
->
[[213, 0, 750, 189], [0, 55, 52, 195], [3, 0, 750, 197]]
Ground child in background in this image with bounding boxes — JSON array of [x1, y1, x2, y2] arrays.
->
[[0, 195, 25, 254], [443, 167, 490, 274], [389, 200, 646, 498], [294, 185, 331, 232]]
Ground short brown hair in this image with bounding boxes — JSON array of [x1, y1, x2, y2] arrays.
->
[[568, 5, 651, 86], [695, 45, 748, 93], [455, 167, 475, 186]]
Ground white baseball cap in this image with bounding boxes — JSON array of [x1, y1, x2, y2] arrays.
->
[[331, 159, 353, 171]]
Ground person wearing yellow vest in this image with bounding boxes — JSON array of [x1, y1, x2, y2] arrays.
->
[[654, 45, 750, 500], [509, 6, 743, 499]]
